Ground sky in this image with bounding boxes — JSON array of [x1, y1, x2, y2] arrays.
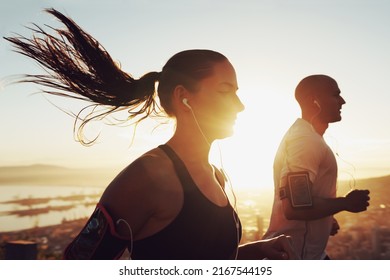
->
[[0, 0, 389, 190]]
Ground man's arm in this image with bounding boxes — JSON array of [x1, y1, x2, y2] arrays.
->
[[282, 189, 370, 220]]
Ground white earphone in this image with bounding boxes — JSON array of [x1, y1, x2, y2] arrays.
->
[[182, 98, 191, 109], [314, 100, 321, 108]]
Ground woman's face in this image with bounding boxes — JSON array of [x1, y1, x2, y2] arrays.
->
[[189, 60, 245, 140]]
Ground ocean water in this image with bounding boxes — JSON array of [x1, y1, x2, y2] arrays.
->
[[0, 185, 270, 233], [0, 185, 104, 232]]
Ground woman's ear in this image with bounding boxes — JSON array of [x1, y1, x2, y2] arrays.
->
[[173, 85, 191, 110]]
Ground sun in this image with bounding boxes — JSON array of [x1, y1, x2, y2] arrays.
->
[[211, 89, 299, 191]]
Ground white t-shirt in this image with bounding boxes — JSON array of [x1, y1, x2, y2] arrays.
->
[[263, 118, 337, 259]]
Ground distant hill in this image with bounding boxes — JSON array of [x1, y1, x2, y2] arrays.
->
[[0, 164, 119, 187], [337, 174, 390, 206], [0, 164, 389, 197]]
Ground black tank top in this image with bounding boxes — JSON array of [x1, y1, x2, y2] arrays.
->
[[131, 144, 241, 260]]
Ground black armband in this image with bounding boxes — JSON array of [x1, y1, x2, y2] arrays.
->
[[63, 203, 131, 260], [279, 187, 288, 199]]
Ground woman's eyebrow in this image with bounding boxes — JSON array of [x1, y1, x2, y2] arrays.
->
[[219, 82, 239, 90]]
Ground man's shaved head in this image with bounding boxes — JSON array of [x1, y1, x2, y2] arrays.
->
[[295, 74, 337, 106]]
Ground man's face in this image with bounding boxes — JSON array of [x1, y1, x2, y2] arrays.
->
[[316, 79, 346, 124]]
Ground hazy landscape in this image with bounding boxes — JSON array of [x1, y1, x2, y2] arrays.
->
[[0, 164, 118, 187]]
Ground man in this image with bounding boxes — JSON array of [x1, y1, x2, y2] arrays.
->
[[263, 75, 370, 259]]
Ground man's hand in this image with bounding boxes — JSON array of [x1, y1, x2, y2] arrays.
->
[[345, 189, 370, 213], [330, 217, 340, 236]]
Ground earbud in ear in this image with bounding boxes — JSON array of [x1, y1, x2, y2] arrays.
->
[[183, 98, 191, 109]]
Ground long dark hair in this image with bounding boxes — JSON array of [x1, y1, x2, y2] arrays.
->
[[4, 8, 227, 145]]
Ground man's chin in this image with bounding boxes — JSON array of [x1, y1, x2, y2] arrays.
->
[[329, 116, 342, 123]]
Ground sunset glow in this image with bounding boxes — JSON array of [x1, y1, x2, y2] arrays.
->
[[1, 1, 389, 191], [1, 1, 390, 264]]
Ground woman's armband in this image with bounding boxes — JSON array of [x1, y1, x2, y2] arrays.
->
[[63, 203, 131, 259]]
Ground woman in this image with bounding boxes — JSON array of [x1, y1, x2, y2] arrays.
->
[[5, 8, 296, 260]]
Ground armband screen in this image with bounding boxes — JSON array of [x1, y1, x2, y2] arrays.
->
[[287, 171, 313, 208]]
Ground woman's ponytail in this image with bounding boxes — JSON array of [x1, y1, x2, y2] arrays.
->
[[4, 8, 160, 144]]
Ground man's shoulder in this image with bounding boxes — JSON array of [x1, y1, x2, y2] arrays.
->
[[281, 120, 327, 158], [288, 119, 322, 141]]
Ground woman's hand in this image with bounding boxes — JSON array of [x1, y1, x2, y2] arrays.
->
[[259, 235, 299, 260], [237, 234, 299, 260]]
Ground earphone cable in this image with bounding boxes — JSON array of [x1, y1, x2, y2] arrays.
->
[[189, 107, 240, 259], [116, 218, 134, 259]]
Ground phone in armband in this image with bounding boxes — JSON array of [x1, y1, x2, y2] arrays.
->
[[280, 171, 313, 208]]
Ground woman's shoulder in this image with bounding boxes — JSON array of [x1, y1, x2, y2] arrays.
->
[[133, 146, 172, 176], [117, 148, 169, 181], [99, 146, 176, 205], [108, 146, 174, 191], [98, 146, 181, 237]]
